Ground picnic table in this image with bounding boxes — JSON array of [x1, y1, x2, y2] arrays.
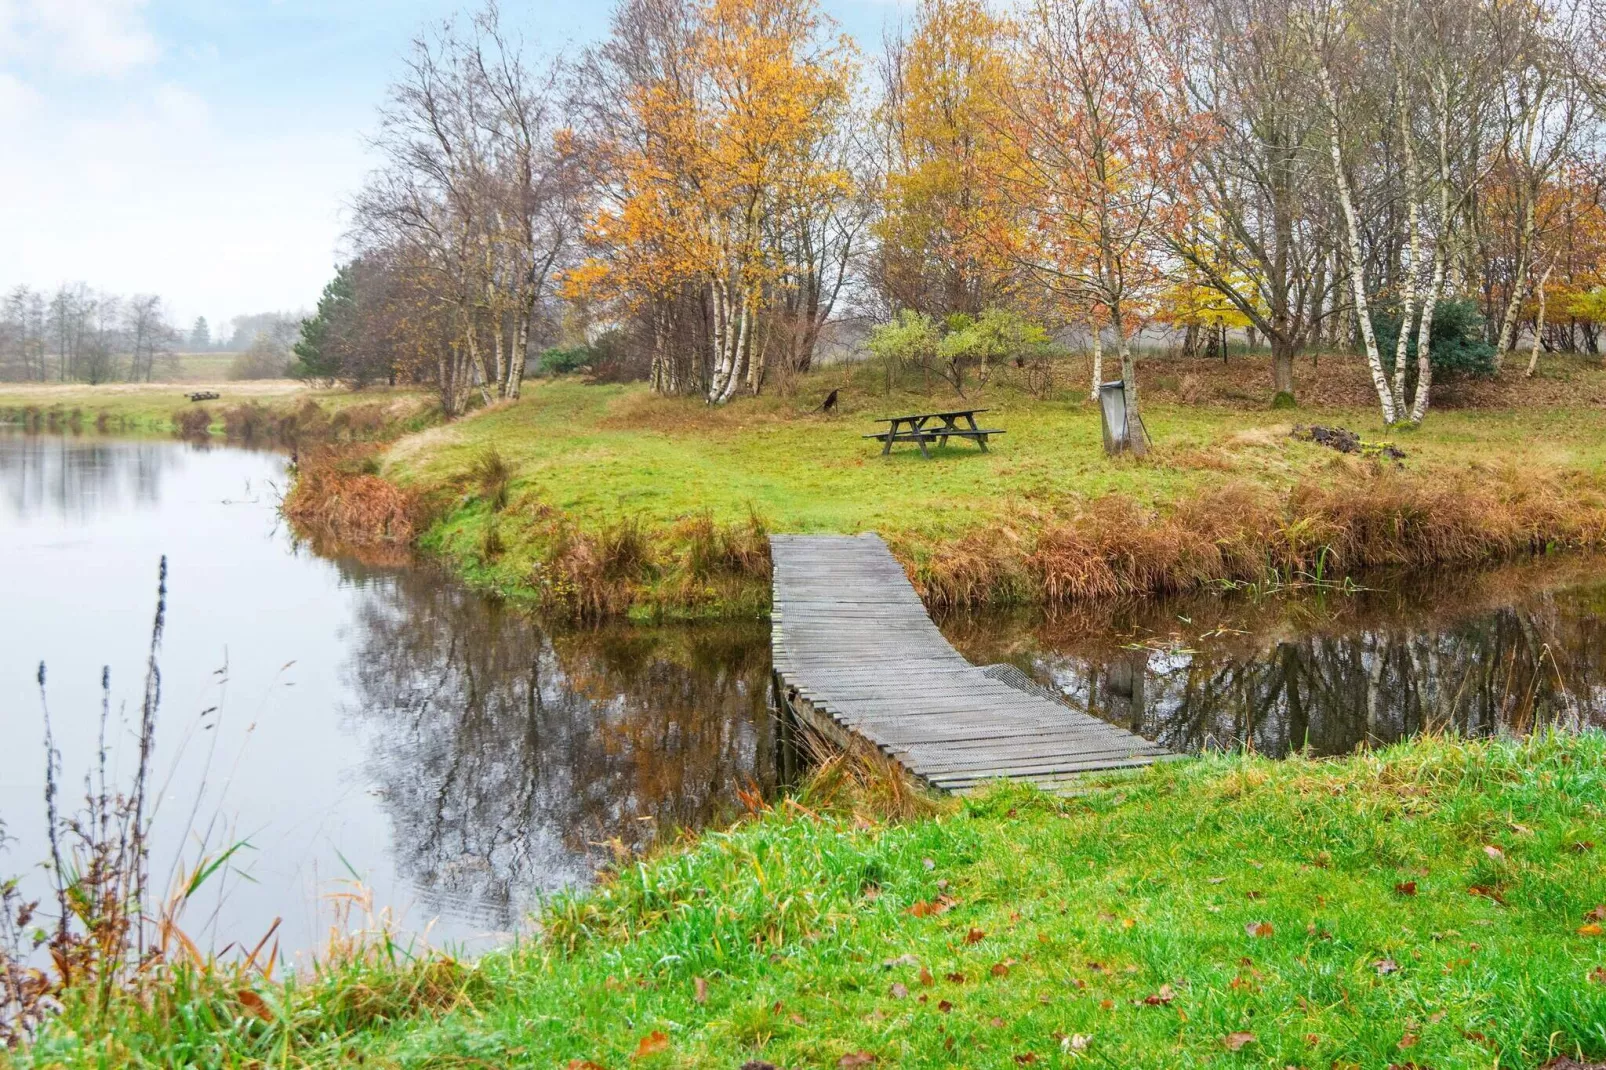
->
[[864, 408, 1006, 459]]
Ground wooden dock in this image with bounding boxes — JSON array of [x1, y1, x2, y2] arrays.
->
[[770, 533, 1170, 792]]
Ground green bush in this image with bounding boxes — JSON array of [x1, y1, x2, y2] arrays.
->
[[1373, 298, 1497, 381], [540, 345, 594, 376]]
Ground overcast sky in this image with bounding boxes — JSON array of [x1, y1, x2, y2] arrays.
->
[[0, 0, 903, 332]]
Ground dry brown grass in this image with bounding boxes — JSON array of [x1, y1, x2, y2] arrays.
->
[[911, 465, 1606, 608], [282, 451, 421, 556], [171, 407, 211, 438]]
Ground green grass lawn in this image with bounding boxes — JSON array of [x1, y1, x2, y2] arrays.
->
[[362, 358, 1606, 617], [25, 734, 1606, 1069], [382, 357, 1606, 539]]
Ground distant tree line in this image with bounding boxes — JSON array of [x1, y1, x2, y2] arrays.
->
[[0, 285, 178, 384], [0, 285, 315, 383], [296, 0, 1606, 428]]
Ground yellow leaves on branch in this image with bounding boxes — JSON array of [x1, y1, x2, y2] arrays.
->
[[877, 0, 1019, 307], [577, 0, 858, 308]]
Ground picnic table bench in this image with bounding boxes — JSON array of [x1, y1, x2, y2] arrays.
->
[[864, 408, 1005, 458]]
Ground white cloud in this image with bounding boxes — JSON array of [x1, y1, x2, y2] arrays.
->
[[0, 70, 39, 121], [0, 0, 159, 77]]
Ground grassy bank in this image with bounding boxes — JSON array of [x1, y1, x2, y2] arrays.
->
[[0, 380, 432, 437], [17, 733, 1606, 1068], [284, 350, 1606, 619]]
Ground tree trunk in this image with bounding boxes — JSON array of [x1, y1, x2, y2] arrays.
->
[[1493, 195, 1535, 364], [1526, 261, 1554, 377], [1322, 65, 1397, 425], [1088, 319, 1103, 402], [1271, 336, 1296, 398], [1114, 309, 1146, 457]]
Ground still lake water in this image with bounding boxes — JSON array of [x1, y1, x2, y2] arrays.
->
[[2, 433, 1604, 958]]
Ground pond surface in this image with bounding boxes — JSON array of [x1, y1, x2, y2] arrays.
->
[[2, 433, 1604, 962], [0, 434, 782, 958], [942, 568, 1606, 757]]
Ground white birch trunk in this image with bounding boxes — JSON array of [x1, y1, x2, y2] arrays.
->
[[1525, 261, 1554, 377], [1392, 61, 1421, 408], [1088, 320, 1103, 402], [1410, 83, 1453, 426], [1322, 64, 1397, 425]]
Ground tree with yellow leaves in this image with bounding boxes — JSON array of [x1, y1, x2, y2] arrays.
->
[[574, 0, 857, 403], [874, 0, 1018, 318]]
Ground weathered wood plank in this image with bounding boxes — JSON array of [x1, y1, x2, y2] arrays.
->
[[770, 533, 1170, 793]]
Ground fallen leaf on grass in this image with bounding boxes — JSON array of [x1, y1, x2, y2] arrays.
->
[[633, 1031, 669, 1059], [909, 896, 956, 918], [919, 967, 934, 986], [889, 982, 909, 1000], [1591, 966, 1606, 984], [884, 953, 921, 968], [236, 990, 274, 1023], [991, 963, 1011, 977], [965, 928, 987, 944], [1580, 923, 1605, 937], [740, 1062, 778, 1070], [1222, 1031, 1256, 1051], [945, 971, 966, 983], [1375, 959, 1400, 975], [1141, 984, 1177, 1006], [1572, 841, 1596, 853], [1398, 1032, 1419, 1048], [1587, 905, 1606, 921], [1014, 1054, 1038, 1064], [1467, 885, 1506, 904], [1245, 922, 1274, 938], [1060, 1034, 1091, 1054], [938, 999, 954, 1013], [693, 977, 708, 1004], [838, 1053, 876, 1068], [1484, 845, 1505, 862], [1394, 881, 1418, 897], [990, 1016, 1006, 1028], [567, 1062, 608, 1070]]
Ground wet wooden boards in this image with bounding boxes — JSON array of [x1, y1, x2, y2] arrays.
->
[[770, 533, 1171, 793]]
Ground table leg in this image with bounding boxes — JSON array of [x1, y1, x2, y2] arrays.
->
[[882, 426, 894, 456], [965, 412, 988, 451]]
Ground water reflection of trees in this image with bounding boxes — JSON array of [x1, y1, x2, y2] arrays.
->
[[948, 581, 1606, 758], [0, 434, 183, 521], [344, 571, 776, 928]]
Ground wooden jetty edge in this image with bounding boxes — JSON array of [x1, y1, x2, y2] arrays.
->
[[770, 533, 1171, 792]]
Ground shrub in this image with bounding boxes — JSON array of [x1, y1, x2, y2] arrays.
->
[[1373, 298, 1497, 381], [172, 407, 211, 437], [540, 345, 593, 376]]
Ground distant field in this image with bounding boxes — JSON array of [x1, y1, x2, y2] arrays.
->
[[0, 379, 431, 434], [168, 352, 239, 381]]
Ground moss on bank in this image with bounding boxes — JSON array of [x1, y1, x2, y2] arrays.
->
[[19, 733, 1606, 1068]]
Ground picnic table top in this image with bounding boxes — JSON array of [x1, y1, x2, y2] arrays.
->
[[877, 407, 991, 423]]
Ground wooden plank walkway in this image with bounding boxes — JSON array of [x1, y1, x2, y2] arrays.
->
[[770, 533, 1170, 792]]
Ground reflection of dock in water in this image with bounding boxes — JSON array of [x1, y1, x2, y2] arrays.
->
[[769, 534, 1171, 792]]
